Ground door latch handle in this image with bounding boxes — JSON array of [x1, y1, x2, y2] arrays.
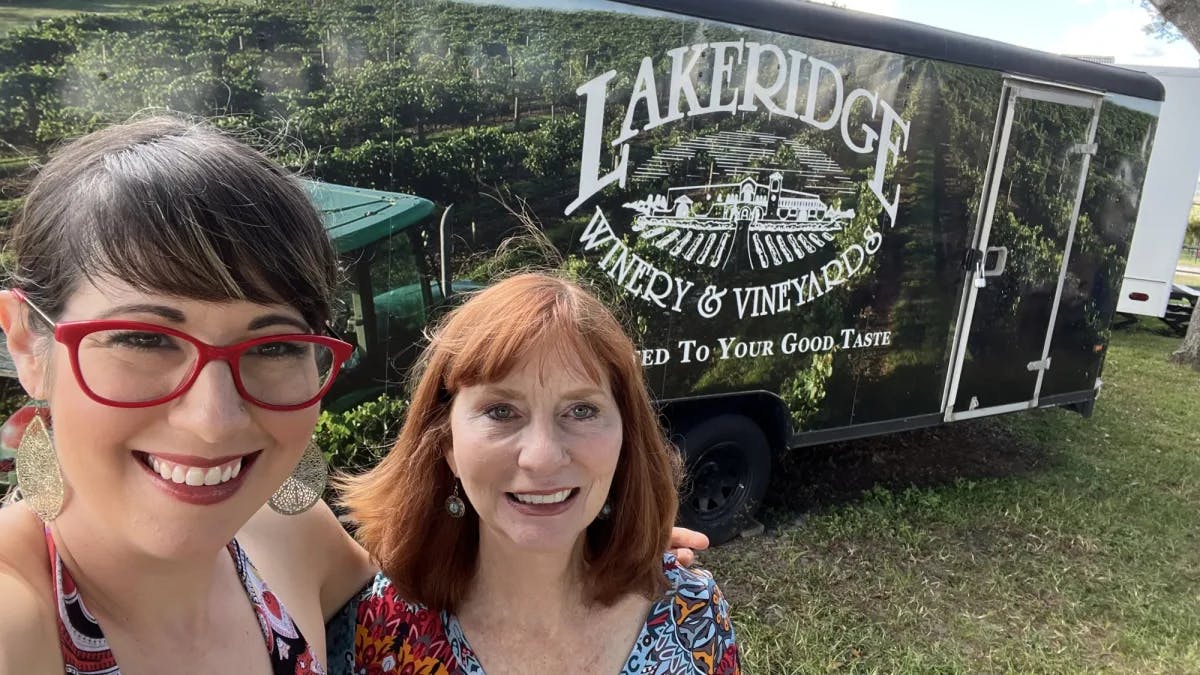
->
[[981, 246, 1008, 278], [1027, 358, 1052, 372]]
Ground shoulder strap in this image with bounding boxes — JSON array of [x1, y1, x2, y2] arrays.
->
[[228, 539, 326, 675], [44, 530, 121, 674]]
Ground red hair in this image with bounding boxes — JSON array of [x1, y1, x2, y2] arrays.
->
[[339, 273, 682, 611]]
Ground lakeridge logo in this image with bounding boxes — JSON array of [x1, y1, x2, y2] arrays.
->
[[625, 172, 854, 271], [567, 40, 912, 321], [622, 131, 855, 271]]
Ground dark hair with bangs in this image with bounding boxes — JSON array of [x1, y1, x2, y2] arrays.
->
[[5, 116, 338, 330], [340, 272, 683, 612]]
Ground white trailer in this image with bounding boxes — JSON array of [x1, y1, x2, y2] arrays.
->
[[1117, 65, 1200, 326]]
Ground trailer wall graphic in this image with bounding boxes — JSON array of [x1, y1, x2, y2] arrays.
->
[[0, 0, 1164, 541]]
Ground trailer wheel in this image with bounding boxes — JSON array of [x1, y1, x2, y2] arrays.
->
[[676, 414, 771, 545]]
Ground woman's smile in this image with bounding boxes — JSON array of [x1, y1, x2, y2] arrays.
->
[[132, 449, 261, 506], [506, 487, 580, 516]]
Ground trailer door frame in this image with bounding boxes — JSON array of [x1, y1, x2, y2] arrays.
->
[[942, 77, 1103, 422]]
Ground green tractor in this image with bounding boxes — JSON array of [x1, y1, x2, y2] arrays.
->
[[305, 180, 469, 412]]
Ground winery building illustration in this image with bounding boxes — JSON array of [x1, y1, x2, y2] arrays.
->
[[623, 172, 856, 270]]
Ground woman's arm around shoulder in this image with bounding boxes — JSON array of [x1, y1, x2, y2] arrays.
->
[[662, 557, 742, 675]]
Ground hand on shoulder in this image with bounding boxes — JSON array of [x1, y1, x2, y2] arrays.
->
[[668, 526, 710, 567]]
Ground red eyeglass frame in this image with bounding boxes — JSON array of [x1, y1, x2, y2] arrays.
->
[[12, 288, 354, 411]]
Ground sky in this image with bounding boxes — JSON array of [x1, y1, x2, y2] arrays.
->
[[821, 0, 1200, 67], [475, 0, 1200, 68]]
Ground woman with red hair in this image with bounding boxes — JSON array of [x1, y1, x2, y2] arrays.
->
[[333, 272, 741, 674]]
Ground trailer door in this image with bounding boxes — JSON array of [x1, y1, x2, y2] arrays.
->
[[944, 79, 1102, 421]]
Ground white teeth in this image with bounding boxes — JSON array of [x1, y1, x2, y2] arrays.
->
[[147, 456, 245, 487], [513, 489, 573, 505]]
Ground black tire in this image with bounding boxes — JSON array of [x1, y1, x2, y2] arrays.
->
[[675, 414, 772, 545]]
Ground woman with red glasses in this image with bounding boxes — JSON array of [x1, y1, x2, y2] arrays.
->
[[0, 116, 370, 675], [0, 117, 706, 674]]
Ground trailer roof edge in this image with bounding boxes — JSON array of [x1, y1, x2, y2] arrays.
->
[[617, 0, 1166, 102]]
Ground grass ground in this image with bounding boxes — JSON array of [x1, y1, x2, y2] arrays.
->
[[704, 319, 1199, 673]]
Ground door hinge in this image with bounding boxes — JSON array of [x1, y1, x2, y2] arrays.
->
[[1026, 358, 1052, 372], [962, 248, 983, 271]]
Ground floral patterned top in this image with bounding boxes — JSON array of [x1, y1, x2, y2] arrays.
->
[[46, 530, 324, 675], [325, 554, 740, 675]]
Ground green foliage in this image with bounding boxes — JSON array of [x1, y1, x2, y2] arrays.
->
[[1140, 0, 1187, 44], [0, 0, 1160, 446], [706, 323, 1200, 672], [313, 394, 406, 472], [0, 195, 22, 222], [1187, 203, 1199, 247], [0, 0, 695, 202], [0, 1, 216, 39], [779, 351, 834, 428], [0, 378, 26, 424], [521, 113, 583, 177]]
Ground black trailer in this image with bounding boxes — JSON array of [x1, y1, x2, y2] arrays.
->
[[424, 0, 1163, 542], [0, 0, 1164, 542]]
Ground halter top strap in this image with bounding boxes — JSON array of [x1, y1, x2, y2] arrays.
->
[[45, 529, 325, 674]]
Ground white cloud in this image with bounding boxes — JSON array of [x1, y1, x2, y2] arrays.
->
[[1050, 2, 1199, 67]]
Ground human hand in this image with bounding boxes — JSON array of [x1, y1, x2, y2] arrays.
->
[[668, 526, 710, 567]]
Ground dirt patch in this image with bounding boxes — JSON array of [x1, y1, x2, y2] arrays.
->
[[759, 418, 1053, 524]]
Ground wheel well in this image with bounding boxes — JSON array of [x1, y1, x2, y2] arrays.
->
[[657, 393, 791, 455]]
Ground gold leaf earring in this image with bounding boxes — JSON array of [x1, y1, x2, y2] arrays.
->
[[15, 413, 64, 522], [268, 440, 328, 516]]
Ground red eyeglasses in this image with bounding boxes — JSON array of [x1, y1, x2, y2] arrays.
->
[[14, 289, 353, 411]]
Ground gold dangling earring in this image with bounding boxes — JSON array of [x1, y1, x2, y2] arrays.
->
[[268, 439, 328, 516], [15, 412, 64, 522]]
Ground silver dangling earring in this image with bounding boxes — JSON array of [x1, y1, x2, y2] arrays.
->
[[598, 502, 613, 520], [445, 479, 466, 518], [15, 412, 64, 522], [268, 439, 328, 516]]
